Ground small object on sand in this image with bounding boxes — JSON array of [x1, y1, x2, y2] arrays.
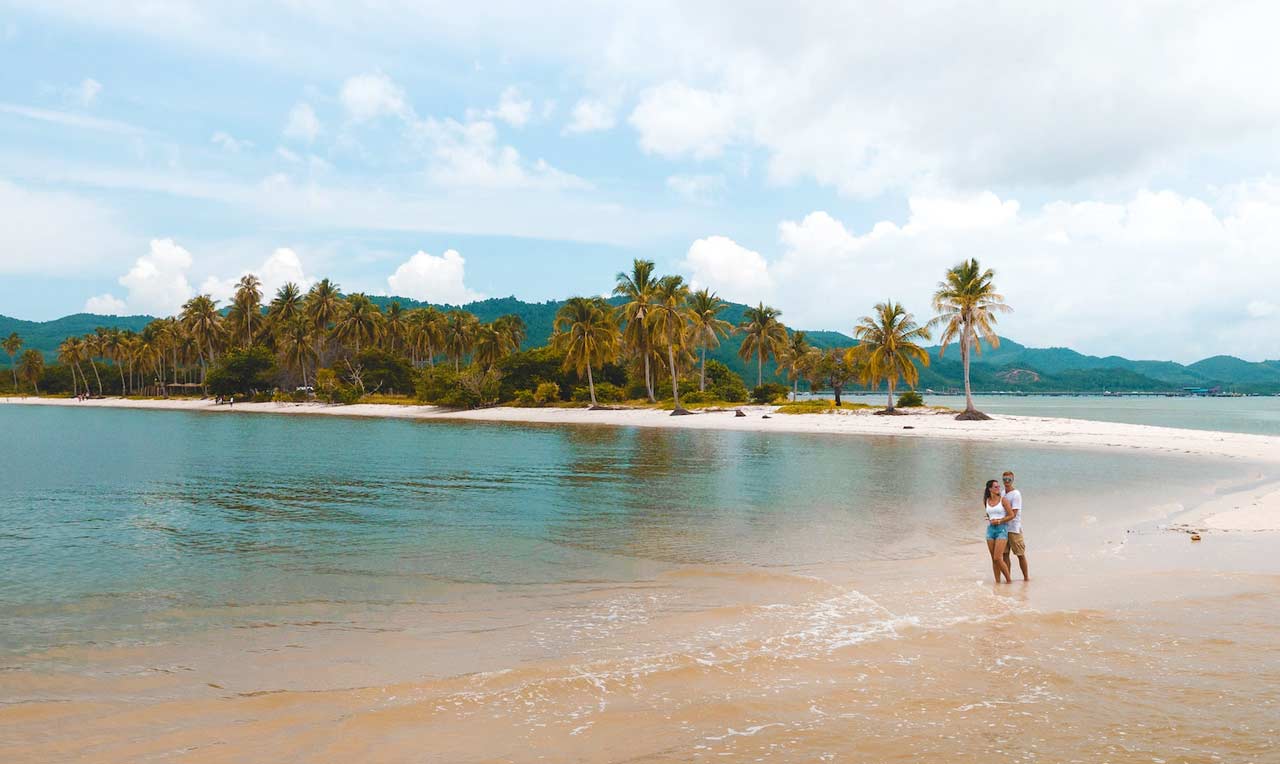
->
[[735, 409, 746, 418], [1190, 533, 1202, 541], [762, 414, 771, 419], [903, 425, 915, 429]]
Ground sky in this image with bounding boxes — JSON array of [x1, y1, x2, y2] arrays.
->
[[2, 1, 1279, 362]]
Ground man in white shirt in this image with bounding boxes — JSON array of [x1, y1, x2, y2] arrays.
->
[[1001, 471, 1029, 580]]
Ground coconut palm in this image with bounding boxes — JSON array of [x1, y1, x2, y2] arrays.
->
[[268, 282, 304, 328], [687, 288, 733, 392], [852, 300, 932, 413], [180, 294, 222, 382], [442, 310, 478, 371], [85, 330, 106, 395], [58, 337, 86, 396], [333, 293, 383, 355], [551, 297, 620, 407], [231, 274, 263, 347], [650, 275, 693, 414], [406, 307, 444, 367], [382, 301, 407, 354], [472, 323, 518, 370], [738, 303, 788, 388], [103, 329, 128, 395], [614, 259, 659, 402], [777, 330, 811, 401], [277, 315, 317, 388], [304, 278, 342, 364], [3, 332, 22, 392], [17, 348, 43, 394], [493, 314, 527, 350], [929, 258, 1011, 420]]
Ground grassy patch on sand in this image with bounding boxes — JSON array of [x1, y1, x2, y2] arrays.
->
[[774, 399, 874, 414]]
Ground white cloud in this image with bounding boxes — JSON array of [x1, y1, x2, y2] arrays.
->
[[565, 98, 615, 134], [211, 130, 251, 152], [283, 102, 320, 142], [0, 178, 133, 275], [84, 293, 127, 314], [629, 82, 736, 160], [412, 117, 588, 191], [387, 249, 484, 305], [666, 174, 724, 203], [199, 247, 314, 302], [682, 235, 772, 305], [683, 185, 1280, 362], [341, 73, 408, 122], [276, 146, 301, 163], [484, 86, 532, 128], [75, 77, 102, 107], [94, 238, 197, 316]]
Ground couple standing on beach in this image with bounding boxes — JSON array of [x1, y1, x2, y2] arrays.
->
[[983, 471, 1029, 583]]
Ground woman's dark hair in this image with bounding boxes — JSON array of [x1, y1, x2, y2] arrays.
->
[[983, 479, 1000, 506]]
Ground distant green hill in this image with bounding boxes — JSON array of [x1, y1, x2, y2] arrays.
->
[[4, 298, 1279, 394]]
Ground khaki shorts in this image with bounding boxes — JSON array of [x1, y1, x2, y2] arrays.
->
[[1007, 531, 1026, 556]]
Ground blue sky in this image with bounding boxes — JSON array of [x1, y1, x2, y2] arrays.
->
[[2, 2, 1280, 362]]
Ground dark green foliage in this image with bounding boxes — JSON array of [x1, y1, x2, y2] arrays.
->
[[37, 364, 75, 394], [702, 360, 749, 402], [496, 346, 626, 402], [591, 382, 625, 402], [415, 366, 501, 408], [352, 349, 413, 394], [206, 346, 278, 396], [897, 390, 924, 408], [751, 382, 789, 404]]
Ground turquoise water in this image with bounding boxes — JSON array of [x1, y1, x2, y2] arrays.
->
[[815, 392, 1280, 436], [0, 405, 1249, 657]]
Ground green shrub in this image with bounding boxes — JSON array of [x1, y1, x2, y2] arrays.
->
[[712, 376, 748, 403], [897, 390, 925, 408], [513, 390, 537, 407], [533, 381, 560, 406], [593, 382, 624, 402], [681, 390, 712, 404], [751, 382, 789, 404], [327, 384, 361, 405]]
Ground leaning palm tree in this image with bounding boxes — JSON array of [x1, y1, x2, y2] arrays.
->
[[614, 259, 659, 402], [777, 330, 811, 401], [3, 332, 22, 392], [852, 300, 932, 414], [104, 329, 128, 395], [738, 303, 788, 388], [551, 297, 620, 408], [332, 293, 383, 355], [58, 337, 85, 396], [231, 274, 263, 347], [929, 258, 1011, 420], [180, 294, 222, 382], [86, 330, 106, 395], [442, 310, 479, 371], [17, 348, 44, 394], [687, 288, 733, 392], [650, 275, 693, 414]]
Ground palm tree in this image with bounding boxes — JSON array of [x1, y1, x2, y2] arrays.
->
[[472, 323, 517, 370], [406, 307, 444, 367], [231, 274, 263, 347], [3, 332, 22, 392], [277, 315, 317, 388], [442, 310, 478, 371], [929, 258, 1012, 420], [304, 278, 342, 365], [58, 337, 85, 396], [333, 293, 383, 355], [778, 330, 811, 401], [104, 329, 128, 395], [738, 303, 787, 388], [650, 275, 692, 414], [852, 300, 932, 414], [614, 259, 659, 402], [86, 330, 106, 395], [180, 294, 222, 382], [17, 348, 44, 394], [383, 301, 407, 355], [551, 297, 620, 407], [267, 282, 304, 328], [493, 314, 527, 350], [687, 288, 733, 392]]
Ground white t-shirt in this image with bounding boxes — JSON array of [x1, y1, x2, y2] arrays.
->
[[1003, 488, 1023, 534]]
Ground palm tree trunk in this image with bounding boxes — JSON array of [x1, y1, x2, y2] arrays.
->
[[793, 378, 799, 401], [587, 363, 597, 407], [118, 362, 126, 396], [667, 344, 683, 412], [833, 382, 842, 407], [700, 345, 707, 392], [757, 351, 763, 388], [89, 358, 103, 395], [643, 339, 654, 402], [887, 381, 895, 412], [962, 324, 974, 412]]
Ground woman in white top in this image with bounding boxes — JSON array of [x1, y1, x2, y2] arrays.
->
[[984, 479, 1013, 583]]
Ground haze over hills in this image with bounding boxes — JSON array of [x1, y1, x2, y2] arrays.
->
[[3, 297, 1279, 394]]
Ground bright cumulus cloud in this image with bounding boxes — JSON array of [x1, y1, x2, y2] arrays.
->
[[341, 73, 408, 122], [387, 249, 484, 305], [682, 185, 1280, 362], [84, 238, 195, 317], [199, 248, 314, 303]]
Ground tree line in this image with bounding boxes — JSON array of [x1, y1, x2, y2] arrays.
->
[[3, 258, 1010, 419]]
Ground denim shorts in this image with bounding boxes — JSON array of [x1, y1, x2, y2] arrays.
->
[[986, 523, 1008, 541]]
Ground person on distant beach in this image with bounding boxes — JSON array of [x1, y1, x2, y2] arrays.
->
[[1000, 471, 1029, 580], [984, 479, 1014, 583]]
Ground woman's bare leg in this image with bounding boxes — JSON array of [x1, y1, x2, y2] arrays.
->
[[987, 538, 1002, 583], [993, 538, 1012, 582]]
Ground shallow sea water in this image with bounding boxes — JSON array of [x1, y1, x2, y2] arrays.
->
[[1, 405, 1277, 762]]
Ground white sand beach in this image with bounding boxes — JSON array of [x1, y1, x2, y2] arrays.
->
[[8, 395, 1280, 534]]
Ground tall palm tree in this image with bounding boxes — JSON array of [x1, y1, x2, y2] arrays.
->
[[382, 301, 407, 354], [614, 259, 659, 402], [442, 310, 478, 371], [738, 303, 787, 388], [231, 274, 263, 347], [267, 282, 304, 328], [58, 337, 85, 396], [104, 329, 128, 395], [17, 348, 44, 394], [852, 300, 932, 413], [929, 259, 1011, 420], [778, 330, 811, 401], [650, 275, 692, 414], [3, 332, 22, 392], [333, 293, 383, 355], [471, 324, 511, 370], [687, 288, 733, 392], [304, 278, 342, 365], [86, 330, 106, 395], [493, 314, 527, 350], [180, 294, 222, 382], [551, 297, 620, 407], [277, 315, 317, 388], [406, 307, 444, 367]]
